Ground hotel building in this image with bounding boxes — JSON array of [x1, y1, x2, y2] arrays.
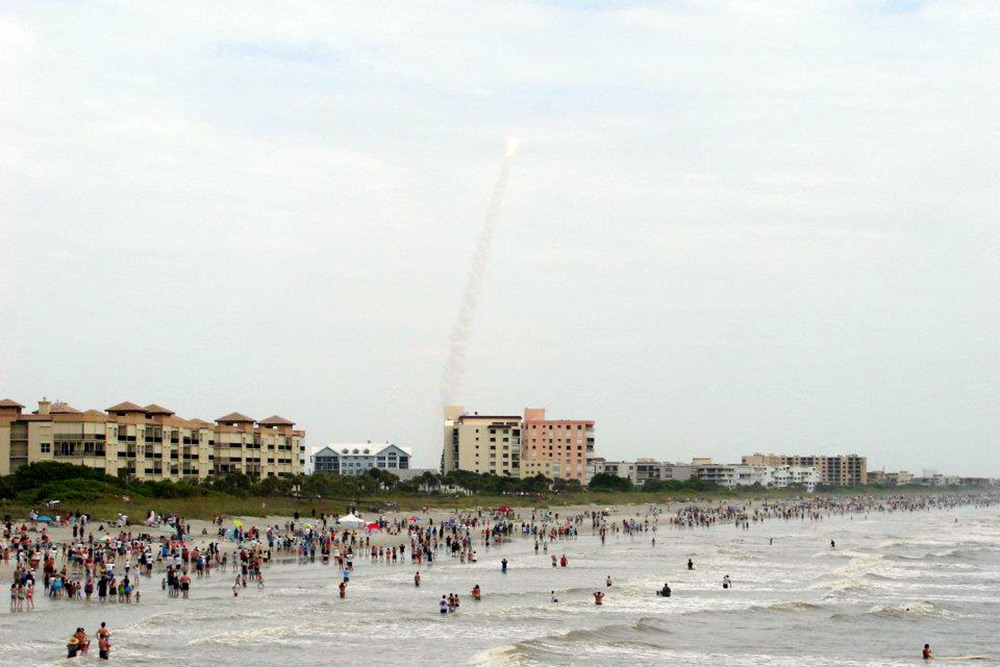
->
[[740, 453, 867, 486], [442, 405, 595, 483], [312, 443, 412, 476], [0, 397, 305, 480]]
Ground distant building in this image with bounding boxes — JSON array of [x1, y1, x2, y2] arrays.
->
[[312, 443, 411, 476], [692, 461, 819, 491], [741, 453, 867, 486], [0, 397, 304, 480], [442, 407, 522, 477], [520, 407, 594, 485], [442, 405, 595, 483]]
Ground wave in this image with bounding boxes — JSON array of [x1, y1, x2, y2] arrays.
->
[[749, 600, 824, 613], [866, 601, 953, 617]]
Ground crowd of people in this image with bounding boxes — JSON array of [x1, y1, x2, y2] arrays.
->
[[2, 491, 994, 659]]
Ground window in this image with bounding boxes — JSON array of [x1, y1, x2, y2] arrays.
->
[[40, 443, 51, 453]]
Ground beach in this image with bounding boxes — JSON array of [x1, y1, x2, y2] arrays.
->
[[2, 496, 998, 666]]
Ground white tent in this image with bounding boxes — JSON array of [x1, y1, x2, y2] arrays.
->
[[336, 513, 363, 528]]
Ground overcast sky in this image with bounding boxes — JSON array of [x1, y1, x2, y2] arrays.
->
[[2, 1, 997, 475]]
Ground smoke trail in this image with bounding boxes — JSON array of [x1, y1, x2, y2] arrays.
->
[[440, 137, 518, 407]]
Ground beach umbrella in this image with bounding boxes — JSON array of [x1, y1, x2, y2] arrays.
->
[[366, 522, 381, 531], [37, 516, 53, 523], [233, 519, 244, 529], [407, 516, 422, 521]]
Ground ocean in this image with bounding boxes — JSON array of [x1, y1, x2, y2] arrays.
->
[[2, 502, 997, 666]]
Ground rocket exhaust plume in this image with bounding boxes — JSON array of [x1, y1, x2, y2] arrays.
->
[[440, 135, 519, 407]]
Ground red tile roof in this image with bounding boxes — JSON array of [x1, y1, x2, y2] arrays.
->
[[258, 415, 294, 426], [0, 398, 24, 408], [144, 403, 174, 415], [50, 401, 83, 414], [106, 401, 146, 413], [216, 412, 255, 423]]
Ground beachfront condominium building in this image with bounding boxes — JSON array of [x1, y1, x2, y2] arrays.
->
[[0, 397, 305, 480], [442, 406, 523, 477], [741, 453, 868, 486], [520, 408, 594, 485], [693, 462, 820, 491], [442, 405, 596, 483], [312, 443, 412, 476]]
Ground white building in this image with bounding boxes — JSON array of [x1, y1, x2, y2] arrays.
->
[[312, 442, 412, 476], [694, 463, 819, 491]]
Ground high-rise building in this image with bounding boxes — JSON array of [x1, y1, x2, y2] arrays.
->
[[442, 405, 595, 483], [520, 408, 594, 485], [442, 407, 522, 477], [0, 397, 305, 480], [740, 453, 867, 486]]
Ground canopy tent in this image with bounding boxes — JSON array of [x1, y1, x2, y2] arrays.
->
[[336, 514, 364, 528]]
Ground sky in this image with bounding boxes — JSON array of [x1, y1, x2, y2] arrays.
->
[[1, 1, 997, 476]]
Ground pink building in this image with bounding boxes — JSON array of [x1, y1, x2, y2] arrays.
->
[[521, 408, 595, 484]]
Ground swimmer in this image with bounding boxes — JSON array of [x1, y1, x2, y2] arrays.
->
[[472, 584, 481, 601], [550, 590, 559, 603], [439, 595, 448, 614], [338, 581, 347, 598], [657, 583, 671, 597], [723, 575, 731, 589], [830, 539, 836, 549], [606, 576, 613, 588], [593, 591, 604, 605]]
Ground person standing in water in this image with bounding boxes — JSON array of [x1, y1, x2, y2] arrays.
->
[[922, 644, 932, 660], [606, 576, 613, 588], [830, 539, 836, 549], [593, 591, 605, 605], [414, 571, 421, 587], [687, 559, 694, 570], [501, 558, 508, 573]]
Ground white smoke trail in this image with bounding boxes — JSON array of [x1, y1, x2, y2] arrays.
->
[[440, 136, 519, 408]]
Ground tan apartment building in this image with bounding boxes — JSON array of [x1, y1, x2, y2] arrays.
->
[[442, 405, 595, 484], [0, 397, 305, 480], [741, 452, 867, 486], [442, 406, 521, 477]]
